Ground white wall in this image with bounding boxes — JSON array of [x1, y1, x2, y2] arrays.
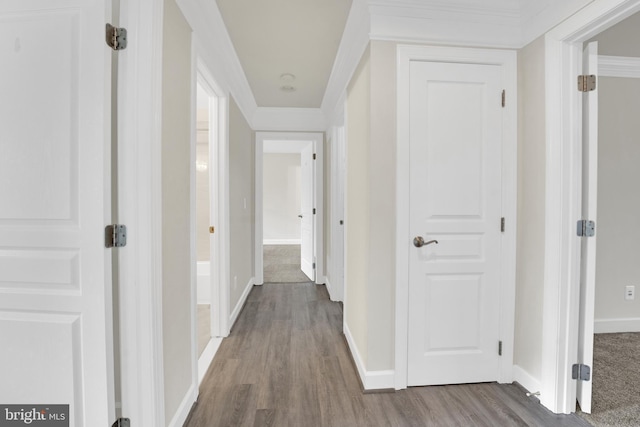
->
[[161, 0, 193, 423], [229, 97, 255, 312], [263, 153, 301, 243], [594, 76, 640, 330], [514, 36, 546, 388], [345, 45, 371, 366]]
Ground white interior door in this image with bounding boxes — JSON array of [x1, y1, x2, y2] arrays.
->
[[300, 143, 315, 280], [577, 41, 599, 414], [407, 61, 504, 386], [0, 0, 115, 425]]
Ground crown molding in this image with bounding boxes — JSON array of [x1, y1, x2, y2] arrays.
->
[[252, 108, 326, 132], [599, 55, 640, 78], [321, 0, 371, 128], [176, 0, 257, 126], [520, 0, 594, 46], [368, 0, 520, 20]]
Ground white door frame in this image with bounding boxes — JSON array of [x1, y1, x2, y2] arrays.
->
[[116, 0, 166, 424], [255, 132, 324, 285], [542, 0, 640, 414], [395, 45, 518, 390], [328, 125, 346, 302], [188, 43, 230, 390]]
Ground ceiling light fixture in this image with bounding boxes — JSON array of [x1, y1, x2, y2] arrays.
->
[[280, 73, 296, 83]]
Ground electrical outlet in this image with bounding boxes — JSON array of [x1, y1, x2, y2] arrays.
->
[[626, 285, 635, 301]]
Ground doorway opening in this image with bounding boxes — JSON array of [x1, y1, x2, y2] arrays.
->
[[573, 12, 640, 424], [189, 59, 230, 385], [542, 0, 640, 415], [255, 132, 324, 286], [195, 82, 214, 358], [262, 145, 311, 283]]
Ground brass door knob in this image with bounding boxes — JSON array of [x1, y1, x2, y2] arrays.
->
[[209, 226, 215, 234]]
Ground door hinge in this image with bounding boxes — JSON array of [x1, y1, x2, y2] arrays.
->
[[106, 23, 128, 51], [501, 217, 505, 233], [313, 153, 317, 160], [577, 220, 595, 237], [313, 208, 316, 215], [112, 418, 130, 427], [501, 90, 506, 107], [313, 262, 316, 269], [578, 75, 596, 92], [572, 364, 591, 381], [105, 224, 127, 248], [498, 341, 503, 356]]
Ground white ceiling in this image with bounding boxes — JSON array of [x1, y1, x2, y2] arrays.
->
[[208, 0, 593, 116], [216, 0, 353, 109]]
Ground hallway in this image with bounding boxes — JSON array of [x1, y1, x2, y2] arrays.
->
[[185, 283, 591, 427]]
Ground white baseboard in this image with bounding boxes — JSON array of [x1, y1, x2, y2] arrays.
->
[[344, 323, 395, 390], [594, 317, 640, 333], [229, 277, 254, 331], [512, 365, 542, 396], [198, 336, 223, 384], [325, 277, 335, 300], [263, 239, 301, 245], [167, 381, 198, 427]]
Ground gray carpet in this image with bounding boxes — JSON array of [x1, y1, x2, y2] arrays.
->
[[578, 332, 640, 426], [263, 244, 311, 283]]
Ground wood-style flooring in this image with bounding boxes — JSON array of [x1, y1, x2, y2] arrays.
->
[[185, 283, 592, 427]]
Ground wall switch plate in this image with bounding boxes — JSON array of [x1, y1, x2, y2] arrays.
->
[[626, 285, 635, 301]]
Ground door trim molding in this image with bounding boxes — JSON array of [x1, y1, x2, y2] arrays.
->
[[395, 45, 518, 390], [116, 0, 166, 424], [254, 132, 324, 285], [543, 0, 640, 414]]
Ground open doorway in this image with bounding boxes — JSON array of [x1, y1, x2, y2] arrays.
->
[[542, 0, 640, 417], [575, 12, 640, 425], [255, 132, 324, 286], [189, 60, 230, 385], [195, 82, 213, 357], [262, 145, 311, 283]]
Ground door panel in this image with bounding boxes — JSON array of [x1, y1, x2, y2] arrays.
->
[[0, 0, 114, 425], [301, 143, 314, 280], [577, 41, 598, 414], [408, 61, 503, 386]]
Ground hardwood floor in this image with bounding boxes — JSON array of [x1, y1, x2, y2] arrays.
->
[[185, 283, 592, 427]]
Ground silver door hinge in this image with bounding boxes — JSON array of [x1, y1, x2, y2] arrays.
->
[[577, 220, 595, 237], [313, 262, 316, 269], [105, 224, 127, 248], [106, 23, 128, 51], [572, 364, 591, 381], [501, 217, 505, 233], [501, 90, 506, 107], [578, 75, 596, 92], [498, 341, 503, 356], [112, 418, 130, 427]]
